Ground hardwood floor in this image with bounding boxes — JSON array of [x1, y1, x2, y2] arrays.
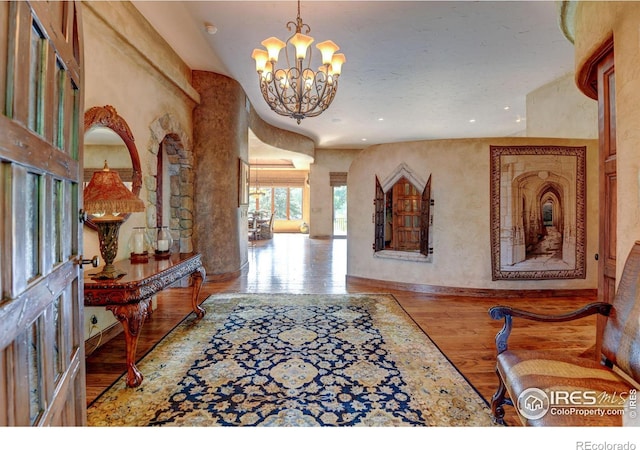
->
[[84, 233, 597, 427]]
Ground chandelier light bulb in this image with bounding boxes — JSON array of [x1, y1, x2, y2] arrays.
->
[[304, 78, 313, 90], [263, 65, 273, 82], [303, 68, 315, 89]]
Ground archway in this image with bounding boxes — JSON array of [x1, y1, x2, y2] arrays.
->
[[147, 114, 194, 253]]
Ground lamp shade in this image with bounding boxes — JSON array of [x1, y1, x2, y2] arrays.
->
[[290, 32, 314, 60], [329, 53, 346, 76], [316, 40, 339, 65], [261, 37, 285, 62], [251, 48, 268, 73], [84, 161, 144, 216]]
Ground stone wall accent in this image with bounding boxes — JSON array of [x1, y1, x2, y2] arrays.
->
[[146, 113, 194, 253]]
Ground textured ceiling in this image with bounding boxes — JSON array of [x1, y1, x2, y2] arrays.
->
[[132, 1, 576, 165]]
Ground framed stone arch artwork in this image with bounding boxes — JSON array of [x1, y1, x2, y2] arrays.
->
[[490, 145, 586, 280]]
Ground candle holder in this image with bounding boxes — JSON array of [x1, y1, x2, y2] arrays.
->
[[154, 226, 173, 260], [129, 227, 150, 263]]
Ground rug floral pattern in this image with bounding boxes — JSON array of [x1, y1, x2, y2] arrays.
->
[[87, 294, 497, 426]]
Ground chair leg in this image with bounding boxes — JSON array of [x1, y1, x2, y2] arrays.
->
[[490, 368, 509, 425]]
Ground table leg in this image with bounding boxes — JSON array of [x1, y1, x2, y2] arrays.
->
[[106, 299, 150, 388], [191, 266, 206, 319]]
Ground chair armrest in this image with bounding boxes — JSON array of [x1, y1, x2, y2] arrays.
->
[[488, 302, 612, 354]]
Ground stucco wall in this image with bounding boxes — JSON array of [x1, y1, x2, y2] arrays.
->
[[526, 72, 598, 139], [347, 137, 598, 291], [192, 71, 247, 276], [574, 1, 640, 283], [82, 2, 198, 333]]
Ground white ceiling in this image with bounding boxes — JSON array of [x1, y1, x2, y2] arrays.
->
[[132, 0, 576, 163]]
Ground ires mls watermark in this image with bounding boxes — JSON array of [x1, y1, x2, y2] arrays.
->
[[517, 387, 637, 421]]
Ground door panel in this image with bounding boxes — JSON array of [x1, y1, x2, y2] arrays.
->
[[420, 175, 431, 256], [0, 1, 85, 426], [596, 50, 616, 356], [393, 177, 421, 251], [373, 176, 384, 251]]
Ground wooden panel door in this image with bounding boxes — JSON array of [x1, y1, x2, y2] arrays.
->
[[596, 50, 616, 356], [393, 177, 421, 251], [0, 1, 85, 426]]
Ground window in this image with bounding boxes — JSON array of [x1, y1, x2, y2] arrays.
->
[[330, 172, 348, 236], [250, 186, 303, 220], [374, 174, 432, 259], [28, 23, 46, 134]]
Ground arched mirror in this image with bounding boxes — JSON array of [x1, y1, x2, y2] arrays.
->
[[83, 105, 143, 230]]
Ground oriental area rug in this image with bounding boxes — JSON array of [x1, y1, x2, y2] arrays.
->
[[87, 293, 497, 427]]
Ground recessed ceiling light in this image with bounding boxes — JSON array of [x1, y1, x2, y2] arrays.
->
[[469, 119, 476, 123], [205, 23, 217, 35], [378, 117, 384, 121], [361, 138, 367, 141]]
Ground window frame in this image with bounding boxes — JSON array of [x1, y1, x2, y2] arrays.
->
[[249, 185, 303, 221]]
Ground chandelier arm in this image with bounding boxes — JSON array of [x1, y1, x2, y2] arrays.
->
[[265, 85, 288, 115], [304, 89, 337, 117], [295, 57, 305, 118], [271, 77, 288, 113], [262, 69, 299, 117], [260, 79, 283, 115], [301, 70, 334, 115], [277, 68, 300, 115], [261, 69, 339, 119]]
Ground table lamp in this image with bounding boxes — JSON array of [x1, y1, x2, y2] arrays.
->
[[83, 161, 145, 280]]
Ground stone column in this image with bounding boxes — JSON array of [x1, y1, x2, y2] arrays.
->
[[192, 71, 248, 276]]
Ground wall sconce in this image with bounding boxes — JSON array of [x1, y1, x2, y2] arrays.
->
[[83, 161, 145, 279]]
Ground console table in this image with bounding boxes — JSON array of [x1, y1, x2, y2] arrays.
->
[[84, 252, 206, 388]]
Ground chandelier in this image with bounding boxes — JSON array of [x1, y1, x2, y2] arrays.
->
[[249, 161, 266, 197], [251, 0, 345, 124]]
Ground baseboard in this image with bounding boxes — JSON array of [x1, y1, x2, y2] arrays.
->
[[84, 321, 123, 357], [206, 269, 241, 282], [345, 275, 597, 298]]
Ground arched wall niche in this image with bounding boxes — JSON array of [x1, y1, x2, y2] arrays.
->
[[380, 162, 426, 193], [146, 113, 194, 253]]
